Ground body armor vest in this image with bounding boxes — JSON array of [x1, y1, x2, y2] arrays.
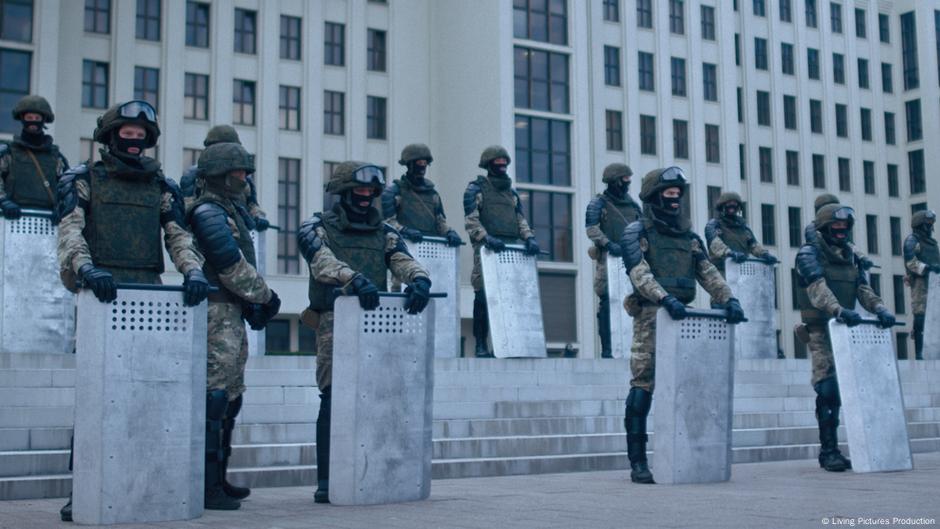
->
[[642, 218, 697, 303], [308, 208, 388, 311], [478, 176, 521, 241], [7, 142, 59, 208], [395, 179, 439, 234], [83, 164, 164, 284], [914, 233, 940, 269], [193, 195, 257, 302], [800, 239, 859, 325], [600, 194, 641, 243], [712, 217, 753, 273]]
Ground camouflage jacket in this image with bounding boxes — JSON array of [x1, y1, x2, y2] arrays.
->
[[0, 138, 70, 201]]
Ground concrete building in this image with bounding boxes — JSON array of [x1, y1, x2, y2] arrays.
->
[[2, 0, 938, 358]]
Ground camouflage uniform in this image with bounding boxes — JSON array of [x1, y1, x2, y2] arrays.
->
[[705, 192, 772, 275], [904, 210, 939, 359]]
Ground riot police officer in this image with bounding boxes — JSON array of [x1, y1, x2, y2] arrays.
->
[[187, 142, 281, 510], [585, 163, 641, 358], [463, 145, 540, 358], [620, 167, 745, 484], [805, 193, 874, 271], [705, 192, 777, 274], [795, 204, 896, 472], [297, 161, 430, 503], [904, 209, 939, 360]]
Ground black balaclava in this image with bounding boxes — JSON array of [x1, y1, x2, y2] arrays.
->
[[487, 161, 511, 190], [824, 222, 852, 247], [109, 130, 150, 167], [651, 188, 683, 226], [341, 187, 379, 222], [206, 172, 248, 200], [607, 179, 630, 201], [720, 202, 742, 223], [405, 160, 428, 186], [916, 219, 935, 239], [20, 118, 46, 145]]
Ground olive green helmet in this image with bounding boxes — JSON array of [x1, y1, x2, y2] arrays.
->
[[197, 142, 254, 179], [815, 203, 856, 230], [325, 161, 386, 194], [399, 143, 433, 165], [204, 125, 241, 147], [912, 209, 937, 229], [716, 192, 743, 210], [478, 145, 511, 169], [639, 166, 688, 203], [93, 100, 160, 147], [602, 163, 633, 183], [12, 95, 54, 123], [813, 193, 840, 212]]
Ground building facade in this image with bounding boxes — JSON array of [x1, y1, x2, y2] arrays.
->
[[2, 0, 938, 358]]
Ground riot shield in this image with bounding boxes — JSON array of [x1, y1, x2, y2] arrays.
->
[[923, 273, 940, 360], [403, 236, 460, 357], [0, 210, 74, 354], [653, 308, 735, 484], [72, 285, 207, 524], [725, 258, 776, 359], [480, 245, 547, 358], [828, 318, 912, 473], [247, 230, 266, 356], [606, 253, 634, 359], [330, 292, 437, 505]]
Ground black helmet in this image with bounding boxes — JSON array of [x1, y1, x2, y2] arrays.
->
[[93, 100, 160, 148]]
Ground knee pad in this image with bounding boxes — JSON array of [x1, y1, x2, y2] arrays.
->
[[206, 389, 230, 421], [813, 377, 841, 408], [625, 387, 653, 418]]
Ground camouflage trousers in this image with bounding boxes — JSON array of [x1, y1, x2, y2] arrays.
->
[[471, 245, 484, 291], [629, 304, 659, 392], [806, 324, 837, 386], [207, 301, 248, 400], [593, 257, 608, 297], [909, 275, 928, 315], [315, 310, 335, 391]]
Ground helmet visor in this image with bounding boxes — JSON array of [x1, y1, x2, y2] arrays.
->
[[352, 165, 386, 187], [832, 206, 855, 221], [661, 166, 687, 183], [118, 100, 157, 123]]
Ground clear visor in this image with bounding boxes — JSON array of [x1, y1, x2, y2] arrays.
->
[[661, 166, 687, 183], [118, 100, 157, 123], [832, 206, 855, 221], [353, 165, 386, 187]]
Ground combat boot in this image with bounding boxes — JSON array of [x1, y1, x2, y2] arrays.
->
[[60, 496, 72, 522], [206, 390, 241, 510], [473, 290, 494, 358], [624, 387, 655, 484], [597, 298, 613, 358], [815, 378, 851, 472], [315, 389, 331, 504], [221, 396, 250, 500]]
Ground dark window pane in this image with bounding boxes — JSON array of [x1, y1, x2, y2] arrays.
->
[[0, 48, 31, 133], [1, 0, 33, 42]]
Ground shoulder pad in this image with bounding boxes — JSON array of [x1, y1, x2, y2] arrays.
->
[[585, 195, 605, 227], [803, 222, 818, 245], [463, 181, 481, 216], [690, 233, 708, 262], [297, 214, 324, 262], [620, 221, 647, 272], [56, 165, 90, 220], [381, 182, 400, 219], [179, 165, 198, 198], [903, 234, 918, 261], [191, 202, 241, 271], [796, 244, 824, 285], [704, 218, 720, 246], [159, 177, 187, 228]]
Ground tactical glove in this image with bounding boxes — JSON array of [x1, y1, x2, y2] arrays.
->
[[725, 297, 746, 324], [605, 241, 623, 257], [245, 291, 281, 330], [661, 295, 688, 320], [483, 235, 506, 253], [79, 263, 117, 303], [524, 237, 541, 256], [0, 198, 21, 220], [183, 269, 210, 307], [729, 251, 749, 263], [401, 228, 424, 242], [875, 308, 896, 329], [350, 274, 380, 310], [838, 308, 863, 327], [761, 253, 779, 265], [445, 230, 463, 247], [403, 277, 431, 315], [253, 217, 270, 232], [859, 256, 875, 271]]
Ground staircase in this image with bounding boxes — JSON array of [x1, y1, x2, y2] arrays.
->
[[2, 354, 939, 499]]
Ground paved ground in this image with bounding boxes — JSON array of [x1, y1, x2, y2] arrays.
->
[[2, 453, 939, 529]]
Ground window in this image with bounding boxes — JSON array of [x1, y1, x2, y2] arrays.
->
[[84, 0, 109, 34], [735, 34, 740, 65], [900, 12, 918, 90], [324, 22, 345, 66], [759, 147, 773, 183], [366, 96, 386, 140], [280, 15, 301, 60], [753, 0, 765, 16], [671, 57, 686, 96], [786, 150, 800, 186], [912, 203, 928, 214], [638, 51, 654, 91], [133, 66, 159, 111], [136, 0, 160, 41], [367, 29, 386, 72], [0, 48, 30, 133], [603, 46, 620, 86], [279, 85, 300, 131], [537, 272, 577, 343], [701, 5, 715, 40], [884, 111, 896, 145], [323, 90, 344, 135], [669, 0, 684, 34], [860, 107, 872, 141], [702, 63, 717, 101], [805, 0, 817, 28], [183, 73, 208, 120], [905, 99, 922, 141], [736, 87, 742, 122], [603, 0, 619, 22], [890, 217, 902, 255], [838, 157, 851, 191], [812, 154, 826, 188], [887, 163, 899, 197], [739, 144, 746, 180], [266, 320, 290, 353], [857, 58, 869, 88], [636, 0, 652, 28], [780, 0, 792, 22], [761, 204, 776, 246], [514, 47, 569, 113], [936, 11, 940, 86], [705, 124, 720, 163], [781, 43, 794, 75], [606, 110, 623, 151], [756, 91, 771, 126], [513, 115, 571, 186], [830, 2, 842, 33], [866, 215, 879, 254], [640, 115, 656, 155], [807, 48, 820, 79], [881, 62, 893, 93], [783, 95, 797, 130], [835, 103, 848, 138], [870, 273, 881, 296], [0, 0, 33, 42], [182, 147, 201, 172], [909, 149, 925, 194], [517, 191, 573, 262], [893, 276, 906, 315], [322, 161, 340, 210], [232, 80, 255, 126], [81, 60, 108, 109], [788, 206, 802, 247], [707, 186, 722, 217], [863, 160, 875, 194], [277, 157, 301, 275], [234, 8, 256, 54], [673, 119, 688, 159], [513, 0, 567, 45], [791, 268, 802, 311], [810, 99, 823, 133], [855, 8, 866, 38], [832, 53, 845, 84], [754, 37, 768, 70], [185, 2, 209, 48]]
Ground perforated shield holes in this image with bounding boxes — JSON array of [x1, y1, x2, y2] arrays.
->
[[7, 215, 54, 236], [110, 298, 189, 333], [361, 304, 423, 335]]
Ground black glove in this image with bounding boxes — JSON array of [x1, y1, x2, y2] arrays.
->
[[725, 297, 746, 324], [661, 295, 688, 320], [445, 230, 463, 247], [253, 216, 270, 232], [838, 308, 863, 327], [729, 251, 749, 263], [401, 228, 424, 242], [859, 256, 875, 271], [350, 274, 380, 310], [245, 291, 282, 330], [605, 241, 623, 257], [183, 269, 210, 307], [524, 237, 541, 256], [483, 235, 506, 253], [0, 198, 21, 220], [761, 253, 779, 265], [79, 263, 117, 303], [875, 308, 896, 329], [403, 277, 431, 315]]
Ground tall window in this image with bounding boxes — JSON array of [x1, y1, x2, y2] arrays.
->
[[367, 29, 386, 72], [807, 48, 820, 79], [513, 115, 571, 186], [890, 217, 902, 255], [323, 90, 344, 135], [783, 95, 796, 130], [84, 0, 110, 34], [640, 115, 656, 155], [887, 164, 899, 197], [136, 0, 160, 41], [606, 110, 623, 151], [517, 191, 573, 262], [277, 158, 301, 275], [280, 15, 301, 60], [736, 87, 742, 122], [739, 144, 746, 180], [705, 124, 720, 164], [603, 0, 619, 22], [707, 186, 722, 217], [756, 90, 771, 126], [857, 58, 869, 88], [753, 0, 765, 16], [860, 107, 872, 141], [669, 0, 684, 35], [805, 0, 817, 28], [835, 103, 848, 137], [366, 96, 386, 140], [324, 22, 345, 66], [638, 51, 654, 91], [671, 57, 686, 96], [0, 48, 30, 133], [0, 0, 33, 42], [893, 276, 906, 315], [781, 43, 794, 75], [879, 13, 890, 43], [636, 0, 652, 28], [702, 63, 717, 101], [232, 80, 255, 126], [936, 11, 940, 86], [881, 62, 893, 93], [759, 147, 773, 182], [870, 273, 881, 296], [810, 99, 823, 133], [863, 160, 875, 194], [905, 99, 922, 141], [812, 154, 826, 189], [735, 33, 740, 65], [182, 147, 201, 172], [514, 47, 569, 113], [761, 204, 776, 246], [279, 85, 300, 131], [838, 157, 851, 191], [701, 5, 715, 40], [900, 12, 918, 90], [909, 149, 925, 194], [183, 73, 208, 120], [788, 206, 802, 247], [780, 0, 792, 22], [234, 8, 256, 54], [133, 66, 159, 111], [754, 37, 768, 70], [854, 8, 866, 38], [513, 0, 567, 45], [81, 60, 108, 109], [830, 2, 842, 33], [185, 1, 209, 48], [603, 45, 620, 86], [673, 119, 688, 159], [786, 150, 800, 186], [884, 111, 896, 145], [832, 53, 845, 84], [866, 215, 879, 254]]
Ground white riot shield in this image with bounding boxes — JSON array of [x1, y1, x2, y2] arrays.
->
[[404, 236, 460, 357], [828, 319, 913, 473], [72, 286, 207, 524], [725, 258, 776, 359], [247, 230, 266, 356], [330, 294, 435, 505], [923, 273, 940, 360], [0, 210, 74, 354], [606, 253, 634, 359], [480, 246, 547, 358], [653, 308, 735, 484]]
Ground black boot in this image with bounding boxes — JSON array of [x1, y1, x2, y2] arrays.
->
[[315, 389, 331, 504], [598, 296, 613, 358], [913, 314, 925, 360], [473, 290, 493, 358], [206, 390, 241, 510], [61, 435, 73, 521], [221, 395, 250, 500], [624, 387, 655, 484], [815, 378, 851, 472]]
